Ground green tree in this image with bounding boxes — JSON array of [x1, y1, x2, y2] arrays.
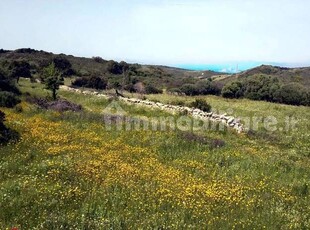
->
[[180, 84, 199, 96], [244, 75, 280, 101], [53, 57, 75, 77], [9, 60, 31, 83], [221, 81, 244, 98], [274, 83, 308, 106], [42, 63, 64, 100]]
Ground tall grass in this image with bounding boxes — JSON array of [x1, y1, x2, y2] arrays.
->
[[0, 78, 309, 229]]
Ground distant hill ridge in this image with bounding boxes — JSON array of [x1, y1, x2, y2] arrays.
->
[[1, 48, 310, 92]]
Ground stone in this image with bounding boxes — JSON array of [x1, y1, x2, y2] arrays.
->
[[227, 118, 235, 124]]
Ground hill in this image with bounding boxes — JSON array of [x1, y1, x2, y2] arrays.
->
[[1, 48, 309, 106], [216, 65, 310, 87], [0, 48, 223, 89]]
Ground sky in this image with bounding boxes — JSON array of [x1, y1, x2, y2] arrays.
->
[[1, 0, 310, 69]]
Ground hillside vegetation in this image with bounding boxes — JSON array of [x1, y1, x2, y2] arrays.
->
[[0, 77, 309, 229], [1, 48, 309, 106]]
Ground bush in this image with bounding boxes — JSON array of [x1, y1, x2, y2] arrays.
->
[[222, 81, 244, 98], [274, 83, 309, 106], [106, 61, 123, 75], [189, 99, 211, 112], [92, 56, 105, 63], [87, 76, 107, 89], [53, 57, 75, 77], [9, 60, 32, 80], [145, 85, 163, 94], [244, 75, 280, 101], [0, 69, 21, 95], [72, 76, 107, 90], [27, 96, 83, 112], [123, 83, 136, 93], [180, 84, 199, 96], [0, 110, 20, 145], [195, 80, 221, 95], [0, 91, 21, 108], [167, 88, 183, 95], [176, 81, 221, 96]]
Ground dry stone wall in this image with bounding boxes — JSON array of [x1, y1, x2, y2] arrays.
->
[[60, 86, 244, 133]]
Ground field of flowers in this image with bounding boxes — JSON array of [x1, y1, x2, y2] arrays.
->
[[0, 79, 309, 229]]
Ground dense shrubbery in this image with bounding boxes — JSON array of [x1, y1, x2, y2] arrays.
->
[[145, 85, 163, 94], [0, 110, 20, 144], [123, 83, 136, 93], [221, 81, 244, 98], [72, 76, 107, 90], [0, 71, 20, 95], [106, 60, 129, 75], [195, 80, 221, 95], [176, 80, 221, 96], [8, 60, 32, 81], [221, 75, 310, 106], [53, 57, 75, 77], [180, 84, 199, 96], [92, 56, 105, 63], [0, 91, 21, 108], [274, 83, 310, 106], [243, 75, 280, 101], [189, 99, 212, 112], [0, 69, 21, 107]]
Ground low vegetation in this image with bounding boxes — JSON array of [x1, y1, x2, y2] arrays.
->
[[222, 75, 310, 106], [1, 49, 309, 107], [0, 78, 309, 229], [189, 98, 212, 112]]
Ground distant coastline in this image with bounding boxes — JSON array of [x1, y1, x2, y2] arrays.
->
[[175, 62, 282, 73]]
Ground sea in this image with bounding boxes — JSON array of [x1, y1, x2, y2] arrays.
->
[[175, 62, 282, 73]]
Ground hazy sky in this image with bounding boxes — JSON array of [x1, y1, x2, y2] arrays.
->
[[1, 0, 310, 66]]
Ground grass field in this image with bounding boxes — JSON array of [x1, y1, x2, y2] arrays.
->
[[0, 78, 309, 229]]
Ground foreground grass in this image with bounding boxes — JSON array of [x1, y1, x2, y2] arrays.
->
[[0, 79, 309, 229]]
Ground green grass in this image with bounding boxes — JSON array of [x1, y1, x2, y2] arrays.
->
[[0, 78, 309, 229]]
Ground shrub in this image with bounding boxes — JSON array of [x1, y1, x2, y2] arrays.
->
[[9, 60, 32, 81], [14, 104, 23, 113], [180, 84, 199, 96], [0, 91, 21, 108], [222, 81, 244, 98], [145, 85, 163, 94], [168, 88, 183, 95], [72, 76, 107, 90], [0, 69, 21, 95], [92, 56, 105, 63], [106, 60, 123, 75], [26, 96, 83, 112], [244, 75, 280, 101], [0, 110, 20, 145], [53, 57, 75, 77], [189, 99, 211, 112], [274, 83, 309, 106], [87, 76, 107, 89], [195, 80, 221, 95], [123, 83, 136, 93], [48, 99, 83, 112]]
